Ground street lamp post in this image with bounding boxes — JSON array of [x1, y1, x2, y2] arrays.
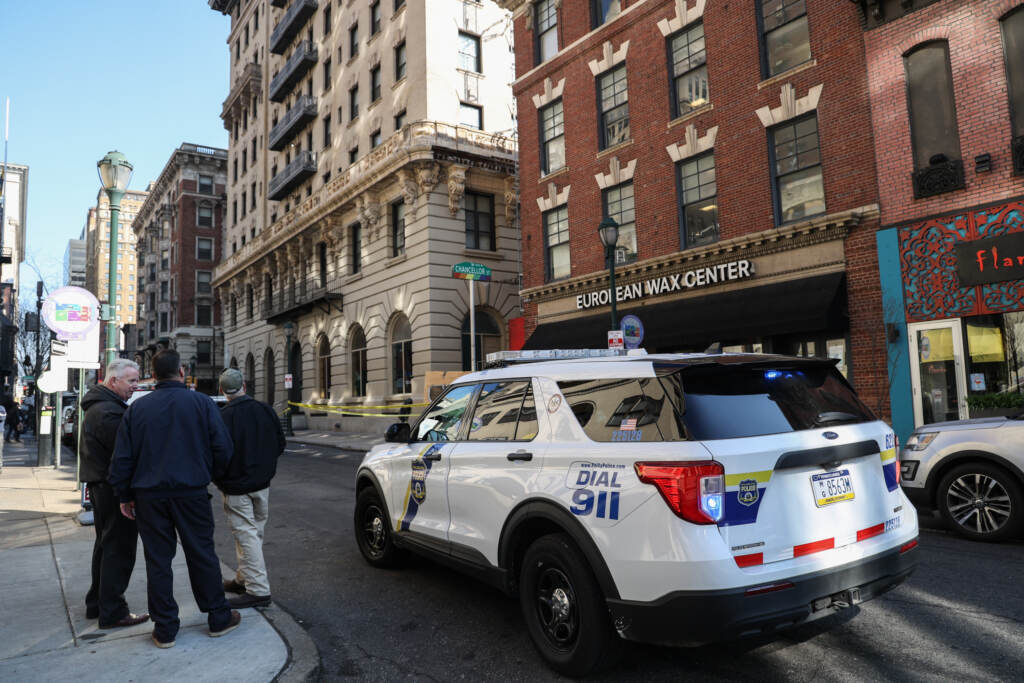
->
[[282, 320, 294, 436], [96, 151, 134, 369], [189, 356, 197, 389], [598, 216, 620, 333]]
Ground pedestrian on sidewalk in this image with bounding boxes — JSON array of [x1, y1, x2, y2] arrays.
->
[[80, 359, 150, 629], [3, 393, 20, 443], [215, 368, 286, 609], [109, 349, 240, 649]]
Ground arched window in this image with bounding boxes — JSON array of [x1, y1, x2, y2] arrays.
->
[[461, 310, 502, 371], [904, 41, 963, 196], [1002, 6, 1024, 173], [351, 325, 368, 398], [317, 334, 332, 399], [390, 314, 413, 394], [245, 353, 256, 398], [264, 348, 276, 406]]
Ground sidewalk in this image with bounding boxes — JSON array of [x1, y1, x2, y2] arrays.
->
[[286, 428, 385, 453], [0, 436, 317, 682]]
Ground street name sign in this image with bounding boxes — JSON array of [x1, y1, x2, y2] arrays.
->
[[452, 262, 492, 281]]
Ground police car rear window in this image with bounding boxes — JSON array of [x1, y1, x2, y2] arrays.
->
[[558, 377, 686, 442], [680, 364, 875, 440]]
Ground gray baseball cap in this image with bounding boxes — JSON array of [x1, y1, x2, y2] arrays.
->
[[219, 368, 244, 395]]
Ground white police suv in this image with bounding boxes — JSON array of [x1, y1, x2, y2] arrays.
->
[[354, 350, 919, 676]]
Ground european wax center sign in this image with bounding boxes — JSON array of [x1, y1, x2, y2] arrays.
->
[[576, 259, 754, 310]]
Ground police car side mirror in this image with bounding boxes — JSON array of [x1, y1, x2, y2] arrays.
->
[[385, 422, 411, 443]]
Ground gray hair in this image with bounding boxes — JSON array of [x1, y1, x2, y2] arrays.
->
[[106, 358, 140, 379]]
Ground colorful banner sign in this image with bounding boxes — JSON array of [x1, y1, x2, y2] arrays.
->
[[40, 287, 101, 341]]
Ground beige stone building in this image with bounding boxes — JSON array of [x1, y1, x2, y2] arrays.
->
[[84, 187, 147, 339], [210, 0, 520, 429]]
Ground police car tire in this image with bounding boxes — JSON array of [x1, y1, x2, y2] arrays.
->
[[354, 487, 405, 567], [937, 462, 1024, 542], [519, 533, 621, 677]]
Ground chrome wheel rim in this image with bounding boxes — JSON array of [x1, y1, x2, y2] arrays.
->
[[946, 473, 1012, 535], [535, 566, 577, 649], [362, 504, 387, 556]]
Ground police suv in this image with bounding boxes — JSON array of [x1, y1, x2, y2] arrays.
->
[[354, 350, 919, 676]]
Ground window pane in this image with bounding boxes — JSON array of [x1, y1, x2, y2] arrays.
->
[[558, 376, 686, 442], [685, 198, 719, 247], [545, 206, 570, 280], [594, 0, 622, 25], [905, 42, 960, 168], [778, 166, 825, 221], [765, 14, 810, 76], [604, 183, 636, 263], [458, 32, 480, 72], [460, 103, 482, 129], [414, 384, 476, 441], [540, 27, 558, 62], [467, 381, 530, 441], [1003, 9, 1024, 137]]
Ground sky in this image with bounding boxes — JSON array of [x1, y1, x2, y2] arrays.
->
[[3, 0, 231, 300]]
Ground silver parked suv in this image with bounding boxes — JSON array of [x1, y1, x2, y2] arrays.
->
[[900, 410, 1024, 541]]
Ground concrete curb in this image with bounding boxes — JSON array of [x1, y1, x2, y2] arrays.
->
[[286, 435, 380, 454], [263, 602, 321, 683]]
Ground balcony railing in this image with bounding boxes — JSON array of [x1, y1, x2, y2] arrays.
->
[[268, 150, 317, 200], [269, 41, 317, 102], [911, 158, 965, 199], [269, 96, 318, 151], [260, 273, 343, 323], [269, 0, 317, 55], [1013, 136, 1024, 176]]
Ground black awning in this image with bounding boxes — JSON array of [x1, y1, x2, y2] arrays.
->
[[523, 272, 846, 351]]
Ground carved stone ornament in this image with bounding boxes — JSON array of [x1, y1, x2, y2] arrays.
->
[[504, 176, 519, 226], [357, 194, 382, 238], [657, 0, 706, 37], [447, 165, 468, 216], [594, 156, 637, 189], [397, 168, 419, 212], [416, 162, 440, 196], [666, 124, 718, 162], [756, 83, 823, 128]]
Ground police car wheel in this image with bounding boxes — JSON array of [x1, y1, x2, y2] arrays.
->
[[354, 487, 404, 567], [937, 463, 1024, 542], [519, 534, 621, 677]]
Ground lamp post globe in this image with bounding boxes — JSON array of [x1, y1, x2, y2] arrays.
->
[[282, 321, 295, 436], [597, 216, 620, 333], [96, 151, 134, 368]]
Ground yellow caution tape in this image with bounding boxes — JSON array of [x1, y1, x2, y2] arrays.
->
[[286, 401, 422, 419]]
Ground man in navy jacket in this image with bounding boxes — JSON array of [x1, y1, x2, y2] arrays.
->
[[109, 349, 239, 649]]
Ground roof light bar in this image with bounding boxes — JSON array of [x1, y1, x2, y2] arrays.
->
[[484, 348, 647, 366]]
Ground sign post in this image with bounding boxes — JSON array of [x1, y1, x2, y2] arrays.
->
[[451, 262, 492, 371]]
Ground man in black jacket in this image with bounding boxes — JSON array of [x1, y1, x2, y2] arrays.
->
[[110, 349, 239, 649], [215, 368, 286, 608], [80, 359, 149, 629]]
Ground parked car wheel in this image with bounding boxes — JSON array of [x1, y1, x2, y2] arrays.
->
[[519, 534, 621, 677], [937, 462, 1024, 542], [354, 487, 405, 567]]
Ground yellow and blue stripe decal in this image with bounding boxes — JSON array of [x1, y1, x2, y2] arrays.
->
[[397, 443, 443, 531], [880, 432, 899, 492], [721, 470, 773, 526]]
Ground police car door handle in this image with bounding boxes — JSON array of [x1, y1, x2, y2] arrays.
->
[[507, 450, 533, 462], [424, 450, 443, 462]]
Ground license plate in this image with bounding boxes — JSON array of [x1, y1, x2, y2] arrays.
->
[[811, 469, 855, 507]]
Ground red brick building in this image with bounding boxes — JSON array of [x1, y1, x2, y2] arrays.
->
[[499, 0, 890, 413], [133, 143, 229, 393], [864, 0, 1024, 441]]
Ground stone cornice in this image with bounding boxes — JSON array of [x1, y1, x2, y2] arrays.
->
[[521, 205, 880, 305]]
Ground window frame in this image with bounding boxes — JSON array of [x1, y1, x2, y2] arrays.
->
[[601, 181, 638, 265], [349, 85, 359, 120], [391, 199, 406, 257], [667, 21, 708, 119], [317, 334, 332, 399], [350, 222, 362, 274], [539, 98, 565, 175], [197, 204, 213, 228], [196, 237, 214, 261], [457, 31, 481, 73], [464, 191, 495, 251], [371, 1, 381, 35], [349, 22, 359, 59], [395, 41, 407, 81], [459, 102, 483, 130], [534, 0, 558, 65], [590, 0, 622, 29], [543, 205, 570, 282], [371, 65, 382, 101], [767, 113, 826, 225], [904, 40, 961, 171], [757, 0, 812, 79], [390, 314, 413, 395], [1003, 6, 1024, 140], [198, 174, 214, 194], [196, 270, 213, 295], [465, 379, 539, 443], [350, 326, 368, 398], [675, 152, 720, 250], [596, 64, 630, 150]]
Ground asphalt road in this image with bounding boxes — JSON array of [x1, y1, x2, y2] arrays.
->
[[211, 443, 1024, 682]]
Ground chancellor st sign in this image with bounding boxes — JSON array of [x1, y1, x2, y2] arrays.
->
[[452, 261, 492, 281], [576, 259, 754, 310]]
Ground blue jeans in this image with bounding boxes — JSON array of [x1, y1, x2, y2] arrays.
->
[[4, 421, 18, 441]]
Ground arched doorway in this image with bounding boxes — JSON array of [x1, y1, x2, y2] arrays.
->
[[264, 348, 276, 406], [462, 310, 502, 371]]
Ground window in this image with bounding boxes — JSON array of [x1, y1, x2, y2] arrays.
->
[[198, 174, 213, 194], [459, 103, 482, 129], [197, 304, 212, 326], [558, 375, 687, 442], [458, 32, 481, 72], [241, 191, 247, 217], [678, 153, 719, 248], [591, 0, 621, 28], [148, 292, 155, 311], [464, 192, 494, 250], [351, 223, 362, 273], [318, 241, 328, 286], [770, 115, 824, 223], [461, 310, 501, 371], [197, 271, 213, 295], [349, 23, 359, 59], [350, 85, 359, 120], [232, 200, 238, 225], [160, 311, 168, 332], [251, 182, 256, 209], [323, 3, 331, 36], [395, 0, 405, 10], [317, 335, 331, 399], [324, 114, 332, 148], [669, 22, 708, 117], [324, 57, 332, 91], [467, 381, 538, 442], [161, 249, 169, 270], [370, 65, 382, 102], [245, 353, 256, 398], [371, 129, 382, 148], [247, 285, 254, 318], [1004, 8, 1024, 144], [160, 281, 169, 301], [413, 384, 477, 442], [391, 200, 406, 257], [539, 100, 565, 175], [394, 109, 407, 130], [371, 1, 381, 35], [231, 296, 237, 326], [535, 0, 558, 64], [905, 42, 960, 172], [197, 237, 213, 261], [395, 41, 406, 80], [391, 314, 413, 394], [351, 326, 368, 398], [543, 206, 570, 281], [602, 182, 637, 264], [197, 341, 212, 364], [598, 65, 629, 149], [264, 348, 275, 405], [198, 205, 213, 227], [760, 0, 811, 78], [349, 146, 359, 164], [242, 149, 247, 173]]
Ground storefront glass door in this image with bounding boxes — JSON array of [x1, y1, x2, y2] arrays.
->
[[908, 320, 968, 426]]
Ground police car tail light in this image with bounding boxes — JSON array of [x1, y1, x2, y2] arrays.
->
[[634, 461, 725, 524]]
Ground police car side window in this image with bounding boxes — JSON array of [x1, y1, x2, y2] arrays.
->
[[413, 384, 477, 442], [558, 377, 686, 442], [467, 380, 537, 442]]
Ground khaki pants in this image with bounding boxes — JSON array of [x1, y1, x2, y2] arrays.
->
[[222, 488, 271, 597]]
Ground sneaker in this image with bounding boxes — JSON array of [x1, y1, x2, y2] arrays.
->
[[152, 633, 176, 649], [227, 593, 271, 609], [222, 578, 246, 594], [209, 610, 242, 637]]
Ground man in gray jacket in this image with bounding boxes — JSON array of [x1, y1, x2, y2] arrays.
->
[[215, 368, 286, 608]]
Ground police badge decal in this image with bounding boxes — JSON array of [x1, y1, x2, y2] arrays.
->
[[738, 479, 759, 506]]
